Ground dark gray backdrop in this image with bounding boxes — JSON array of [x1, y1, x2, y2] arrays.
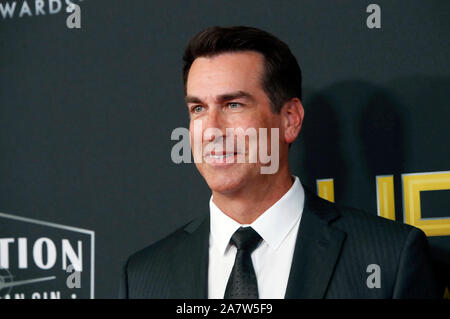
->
[[1, 0, 449, 298]]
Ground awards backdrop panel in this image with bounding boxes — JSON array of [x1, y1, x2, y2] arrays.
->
[[0, 0, 449, 298]]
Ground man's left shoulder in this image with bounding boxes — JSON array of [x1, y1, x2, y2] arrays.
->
[[334, 203, 415, 238], [330, 202, 431, 258], [320, 200, 440, 298]]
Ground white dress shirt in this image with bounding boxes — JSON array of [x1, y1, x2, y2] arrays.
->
[[208, 176, 305, 299]]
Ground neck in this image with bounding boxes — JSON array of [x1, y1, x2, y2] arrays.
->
[[212, 166, 294, 224]]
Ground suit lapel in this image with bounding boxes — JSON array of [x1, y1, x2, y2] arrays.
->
[[170, 214, 210, 298], [285, 188, 346, 299]]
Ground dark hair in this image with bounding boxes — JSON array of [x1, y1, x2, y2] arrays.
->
[[182, 26, 302, 113]]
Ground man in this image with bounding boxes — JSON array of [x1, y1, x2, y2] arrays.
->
[[119, 26, 440, 298]]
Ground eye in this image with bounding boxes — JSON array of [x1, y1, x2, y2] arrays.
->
[[192, 105, 205, 113], [228, 102, 242, 109]]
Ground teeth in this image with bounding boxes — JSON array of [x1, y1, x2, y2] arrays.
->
[[209, 154, 234, 159]]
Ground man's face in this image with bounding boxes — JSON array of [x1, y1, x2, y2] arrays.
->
[[186, 51, 285, 194]]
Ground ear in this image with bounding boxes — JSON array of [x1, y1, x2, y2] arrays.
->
[[281, 98, 304, 144]]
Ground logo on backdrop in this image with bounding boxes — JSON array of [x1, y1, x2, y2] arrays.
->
[[0, 0, 82, 24], [65, 0, 80, 29], [0, 212, 94, 299], [366, 4, 381, 29]]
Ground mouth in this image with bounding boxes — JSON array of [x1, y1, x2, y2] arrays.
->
[[203, 151, 240, 165]]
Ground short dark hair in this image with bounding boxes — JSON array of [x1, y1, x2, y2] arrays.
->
[[182, 26, 302, 113]]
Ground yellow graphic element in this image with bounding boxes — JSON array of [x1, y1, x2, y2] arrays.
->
[[402, 171, 450, 236], [376, 175, 396, 221], [317, 179, 335, 203], [444, 287, 450, 299]]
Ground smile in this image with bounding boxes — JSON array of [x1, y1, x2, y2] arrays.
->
[[204, 152, 240, 165], [208, 153, 235, 159]]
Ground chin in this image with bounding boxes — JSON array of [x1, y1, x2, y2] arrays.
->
[[198, 164, 255, 194], [207, 178, 243, 194]]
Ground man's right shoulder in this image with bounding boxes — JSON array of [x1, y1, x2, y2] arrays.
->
[[125, 216, 207, 274], [119, 215, 208, 298]]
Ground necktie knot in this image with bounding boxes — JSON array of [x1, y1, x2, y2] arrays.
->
[[230, 227, 262, 252]]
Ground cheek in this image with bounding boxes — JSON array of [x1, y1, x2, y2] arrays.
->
[[189, 119, 204, 143], [189, 121, 206, 162], [229, 114, 266, 130]]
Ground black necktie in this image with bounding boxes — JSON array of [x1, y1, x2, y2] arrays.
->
[[224, 227, 262, 299]]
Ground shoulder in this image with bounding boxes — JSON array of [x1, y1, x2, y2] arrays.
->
[[124, 215, 207, 275], [120, 215, 209, 298], [323, 198, 429, 267], [335, 204, 414, 236], [304, 188, 423, 253], [311, 197, 439, 298], [126, 220, 193, 271], [304, 186, 416, 239]]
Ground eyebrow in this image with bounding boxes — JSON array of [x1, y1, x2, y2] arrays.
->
[[185, 91, 255, 104]]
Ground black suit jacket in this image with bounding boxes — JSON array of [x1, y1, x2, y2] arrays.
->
[[119, 188, 440, 298]]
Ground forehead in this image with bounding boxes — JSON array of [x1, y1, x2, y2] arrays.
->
[[186, 51, 265, 97]]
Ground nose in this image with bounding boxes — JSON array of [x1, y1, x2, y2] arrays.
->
[[203, 108, 224, 142]]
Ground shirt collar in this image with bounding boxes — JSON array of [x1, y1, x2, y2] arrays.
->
[[209, 176, 305, 255]]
